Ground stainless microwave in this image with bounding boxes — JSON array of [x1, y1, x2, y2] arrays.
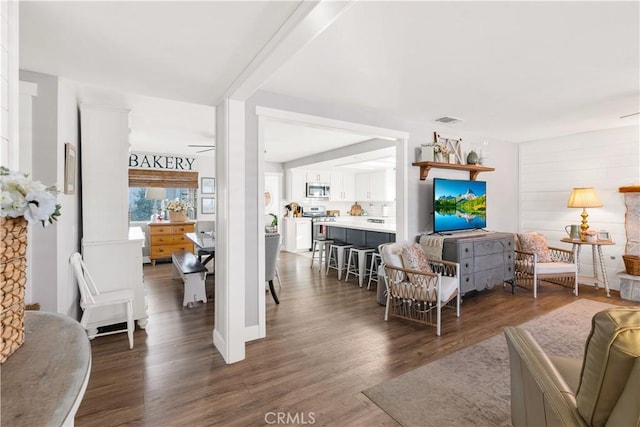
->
[[306, 182, 330, 198]]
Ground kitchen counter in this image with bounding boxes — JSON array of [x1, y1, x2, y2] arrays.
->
[[328, 217, 396, 233]]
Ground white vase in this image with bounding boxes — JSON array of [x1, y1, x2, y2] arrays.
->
[[434, 152, 443, 163], [420, 147, 434, 162]]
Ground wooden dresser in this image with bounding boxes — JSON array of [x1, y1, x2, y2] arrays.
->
[[148, 221, 196, 265]]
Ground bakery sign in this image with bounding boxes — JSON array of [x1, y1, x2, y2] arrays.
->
[[128, 151, 196, 171]]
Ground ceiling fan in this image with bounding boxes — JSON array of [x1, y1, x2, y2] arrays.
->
[[188, 144, 215, 153]]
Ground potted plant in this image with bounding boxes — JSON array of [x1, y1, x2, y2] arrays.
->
[[166, 199, 192, 222], [266, 213, 278, 233]]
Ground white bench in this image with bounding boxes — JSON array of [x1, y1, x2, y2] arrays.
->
[[171, 251, 208, 307]]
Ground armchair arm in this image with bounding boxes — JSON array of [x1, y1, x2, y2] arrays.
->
[[426, 258, 459, 277], [514, 250, 536, 274], [548, 247, 575, 263]]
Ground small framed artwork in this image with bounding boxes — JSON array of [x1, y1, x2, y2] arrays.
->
[[597, 230, 611, 241], [201, 197, 215, 214], [64, 143, 77, 194], [201, 177, 215, 194]]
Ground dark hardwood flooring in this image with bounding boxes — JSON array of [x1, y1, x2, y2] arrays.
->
[[76, 252, 637, 426]]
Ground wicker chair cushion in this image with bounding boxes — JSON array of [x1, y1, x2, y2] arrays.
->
[[536, 262, 577, 274], [518, 232, 553, 262]]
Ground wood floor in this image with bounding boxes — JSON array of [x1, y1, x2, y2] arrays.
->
[[76, 252, 636, 426]]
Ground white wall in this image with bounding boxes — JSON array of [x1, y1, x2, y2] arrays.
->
[[519, 125, 640, 290], [20, 70, 59, 313], [0, 0, 19, 168], [19, 70, 81, 317], [56, 78, 80, 318]]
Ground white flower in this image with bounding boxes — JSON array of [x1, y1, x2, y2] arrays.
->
[[0, 167, 61, 226], [24, 190, 58, 224]]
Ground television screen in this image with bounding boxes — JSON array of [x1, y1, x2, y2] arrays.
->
[[433, 178, 487, 233]]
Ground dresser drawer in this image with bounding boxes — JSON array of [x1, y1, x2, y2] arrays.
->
[[150, 234, 191, 245], [474, 239, 507, 256], [172, 224, 195, 234], [149, 225, 173, 235], [150, 243, 194, 259]]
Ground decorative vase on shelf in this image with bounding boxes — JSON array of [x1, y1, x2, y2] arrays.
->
[[1, 216, 27, 364], [434, 152, 443, 163], [466, 150, 479, 165], [420, 146, 434, 162]]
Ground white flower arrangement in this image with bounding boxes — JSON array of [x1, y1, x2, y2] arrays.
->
[[0, 166, 61, 226], [166, 199, 192, 212]]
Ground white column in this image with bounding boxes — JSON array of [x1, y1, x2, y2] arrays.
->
[[213, 98, 246, 363]]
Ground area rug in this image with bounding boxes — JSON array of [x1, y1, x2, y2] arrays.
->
[[362, 299, 616, 427]]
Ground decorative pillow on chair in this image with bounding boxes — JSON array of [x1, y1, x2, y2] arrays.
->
[[401, 243, 433, 273], [517, 232, 552, 262]]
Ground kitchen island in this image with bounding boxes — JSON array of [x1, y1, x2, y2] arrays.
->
[[325, 217, 396, 248]]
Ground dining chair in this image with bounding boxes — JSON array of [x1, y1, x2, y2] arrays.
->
[[265, 233, 281, 304], [69, 252, 135, 349]]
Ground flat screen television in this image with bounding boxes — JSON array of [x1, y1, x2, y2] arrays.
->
[[433, 178, 487, 233]]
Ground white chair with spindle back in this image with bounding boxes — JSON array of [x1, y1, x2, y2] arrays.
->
[[69, 252, 135, 349]]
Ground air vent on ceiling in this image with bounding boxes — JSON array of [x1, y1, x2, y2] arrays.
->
[[435, 116, 462, 124]]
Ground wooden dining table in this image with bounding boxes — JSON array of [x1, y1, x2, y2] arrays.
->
[[185, 232, 215, 267]]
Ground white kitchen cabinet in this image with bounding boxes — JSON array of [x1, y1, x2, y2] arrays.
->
[[283, 217, 312, 252], [330, 172, 355, 201], [306, 170, 330, 183], [355, 169, 395, 202], [286, 169, 307, 202]]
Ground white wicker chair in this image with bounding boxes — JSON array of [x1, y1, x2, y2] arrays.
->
[[514, 235, 578, 298], [379, 242, 460, 336]]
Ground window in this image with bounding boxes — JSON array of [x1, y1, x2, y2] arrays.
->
[[129, 187, 197, 221]]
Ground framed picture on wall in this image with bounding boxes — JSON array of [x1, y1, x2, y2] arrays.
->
[[201, 197, 215, 214], [201, 177, 215, 194], [64, 143, 77, 194]]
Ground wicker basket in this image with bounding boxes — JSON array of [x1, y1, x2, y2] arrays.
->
[[623, 255, 640, 276], [1, 216, 27, 363], [168, 210, 187, 222]]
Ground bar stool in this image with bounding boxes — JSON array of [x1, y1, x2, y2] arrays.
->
[[367, 252, 382, 290], [345, 246, 375, 287], [310, 238, 333, 271], [326, 242, 353, 280]]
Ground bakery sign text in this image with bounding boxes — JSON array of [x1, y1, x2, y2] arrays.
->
[[129, 151, 196, 171]]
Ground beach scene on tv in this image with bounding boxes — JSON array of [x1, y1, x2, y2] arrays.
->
[[433, 179, 487, 232]]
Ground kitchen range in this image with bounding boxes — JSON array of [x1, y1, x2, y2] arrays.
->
[[302, 206, 336, 249]]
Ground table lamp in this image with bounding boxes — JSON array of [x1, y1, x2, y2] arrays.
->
[[567, 187, 602, 240], [145, 187, 166, 221]]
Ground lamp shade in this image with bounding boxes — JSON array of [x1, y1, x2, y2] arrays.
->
[[145, 187, 166, 201], [567, 187, 603, 208]]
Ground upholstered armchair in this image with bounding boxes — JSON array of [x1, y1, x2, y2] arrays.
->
[[504, 307, 640, 426], [379, 242, 460, 336], [514, 232, 578, 298]]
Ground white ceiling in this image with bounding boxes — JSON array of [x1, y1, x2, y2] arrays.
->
[[19, 1, 640, 162]]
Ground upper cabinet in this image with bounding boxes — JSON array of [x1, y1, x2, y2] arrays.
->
[[286, 169, 307, 201], [330, 172, 355, 202], [306, 170, 330, 183], [355, 169, 395, 202]]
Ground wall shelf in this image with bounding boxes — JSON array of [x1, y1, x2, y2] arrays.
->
[[411, 161, 495, 181]]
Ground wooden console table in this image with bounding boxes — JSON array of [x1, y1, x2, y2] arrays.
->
[[1, 311, 92, 426], [561, 238, 614, 297]]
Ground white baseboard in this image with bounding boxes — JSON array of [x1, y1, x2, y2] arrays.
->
[[244, 324, 262, 342]]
